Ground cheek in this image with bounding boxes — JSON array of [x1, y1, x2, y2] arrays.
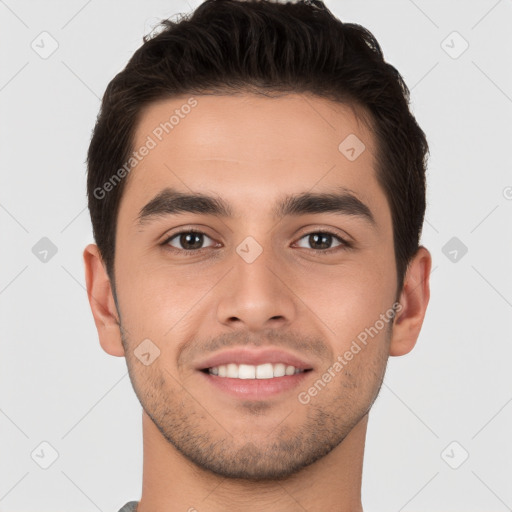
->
[[115, 258, 224, 340], [290, 255, 396, 338]]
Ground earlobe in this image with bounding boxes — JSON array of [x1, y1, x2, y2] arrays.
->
[[83, 244, 125, 357], [389, 246, 432, 357]]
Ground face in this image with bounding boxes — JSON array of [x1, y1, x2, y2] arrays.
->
[[113, 93, 398, 480]]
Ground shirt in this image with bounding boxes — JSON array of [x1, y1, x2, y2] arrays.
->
[[118, 502, 138, 512]]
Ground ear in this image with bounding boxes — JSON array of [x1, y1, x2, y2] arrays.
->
[[389, 246, 432, 357], [83, 243, 125, 357]]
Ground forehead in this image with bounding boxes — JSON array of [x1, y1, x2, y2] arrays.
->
[[121, 93, 386, 221]]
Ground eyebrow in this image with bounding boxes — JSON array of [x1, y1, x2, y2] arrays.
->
[[136, 186, 376, 227]]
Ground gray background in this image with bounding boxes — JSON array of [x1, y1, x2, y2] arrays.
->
[[1, 0, 511, 511]]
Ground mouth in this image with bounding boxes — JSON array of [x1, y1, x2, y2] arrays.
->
[[195, 348, 315, 400], [200, 363, 312, 379], [199, 366, 313, 400], [195, 347, 314, 373]]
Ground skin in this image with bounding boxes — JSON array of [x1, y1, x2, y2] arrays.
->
[[84, 93, 431, 512]]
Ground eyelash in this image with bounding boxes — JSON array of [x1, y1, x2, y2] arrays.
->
[[160, 229, 352, 256]]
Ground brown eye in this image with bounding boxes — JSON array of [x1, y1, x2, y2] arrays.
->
[[295, 231, 349, 251], [164, 231, 215, 251]]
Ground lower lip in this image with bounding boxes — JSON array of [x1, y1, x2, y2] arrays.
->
[[199, 370, 312, 400]]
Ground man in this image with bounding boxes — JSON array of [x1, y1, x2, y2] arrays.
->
[[83, 0, 431, 510]]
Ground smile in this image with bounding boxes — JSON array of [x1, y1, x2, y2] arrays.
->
[[205, 363, 310, 379]]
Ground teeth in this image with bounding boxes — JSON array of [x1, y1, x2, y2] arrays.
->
[[274, 363, 286, 377], [207, 363, 306, 379], [238, 364, 255, 379], [285, 365, 296, 376], [227, 363, 238, 377], [256, 363, 273, 379]]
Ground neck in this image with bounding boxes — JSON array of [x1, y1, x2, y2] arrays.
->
[[137, 411, 367, 512]]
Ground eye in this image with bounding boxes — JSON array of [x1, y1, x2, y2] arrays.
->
[[163, 230, 217, 252], [160, 229, 351, 255], [295, 231, 350, 252]]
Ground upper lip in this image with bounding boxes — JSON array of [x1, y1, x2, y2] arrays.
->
[[196, 347, 314, 371]]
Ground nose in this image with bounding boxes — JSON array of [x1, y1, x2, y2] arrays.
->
[[216, 243, 297, 332]]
